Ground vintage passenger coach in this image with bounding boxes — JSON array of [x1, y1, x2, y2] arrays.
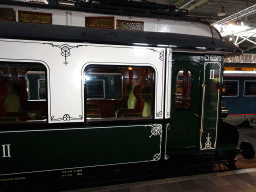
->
[[0, 0, 247, 186]]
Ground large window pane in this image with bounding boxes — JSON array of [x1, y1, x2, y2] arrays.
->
[[85, 66, 154, 122], [0, 63, 47, 124], [222, 81, 238, 97], [244, 81, 256, 96]]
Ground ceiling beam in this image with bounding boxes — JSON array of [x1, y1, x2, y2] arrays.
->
[[186, 0, 210, 11], [244, 44, 256, 51], [213, 4, 256, 26], [235, 33, 256, 45], [179, 0, 195, 9]]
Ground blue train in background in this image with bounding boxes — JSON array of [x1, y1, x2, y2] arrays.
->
[[223, 71, 256, 127]]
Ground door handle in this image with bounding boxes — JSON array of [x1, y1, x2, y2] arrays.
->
[[194, 114, 199, 117]]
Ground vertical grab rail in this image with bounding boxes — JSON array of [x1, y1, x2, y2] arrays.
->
[[200, 83, 206, 134]]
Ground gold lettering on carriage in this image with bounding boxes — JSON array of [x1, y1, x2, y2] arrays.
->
[[2, 144, 11, 158], [205, 55, 221, 62]]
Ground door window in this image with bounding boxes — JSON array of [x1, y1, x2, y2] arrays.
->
[[175, 70, 193, 109]]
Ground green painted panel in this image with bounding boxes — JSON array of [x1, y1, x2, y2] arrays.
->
[[167, 61, 201, 149], [0, 124, 162, 175], [200, 62, 221, 150]]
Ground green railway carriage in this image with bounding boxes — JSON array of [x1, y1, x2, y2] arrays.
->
[[0, 0, 245, 186]]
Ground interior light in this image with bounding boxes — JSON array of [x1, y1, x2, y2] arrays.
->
[[85, 75, 90, 81]]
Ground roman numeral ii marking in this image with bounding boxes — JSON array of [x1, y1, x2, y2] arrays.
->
[[2, 144, 11, 158], [210, 70, 215, 79]]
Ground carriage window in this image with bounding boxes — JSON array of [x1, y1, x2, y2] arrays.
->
[[222, 81, 238, 97], [85, 66, 154, 122], [175, 71, 193, 109], [244, 81, 256, 96], [0, 63, 47, 124]]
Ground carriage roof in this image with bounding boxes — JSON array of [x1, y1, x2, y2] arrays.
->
[[0, 20, 242, 56]]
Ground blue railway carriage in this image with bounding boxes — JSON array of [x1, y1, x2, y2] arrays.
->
[[0, 0, 244, 187], [223, 71, 256, 127]]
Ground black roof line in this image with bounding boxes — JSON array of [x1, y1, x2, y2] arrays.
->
[[0, 21, 242, 56]]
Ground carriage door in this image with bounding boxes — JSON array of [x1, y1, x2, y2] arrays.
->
[[200, 59, 221, 150], [168, 61, 201, 149]]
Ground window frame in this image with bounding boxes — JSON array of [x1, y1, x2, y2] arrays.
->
[[84, 64, 156, 123], [244, 80, 256, 97], [222, 80, 239, 97], [0, 62, 48, 125]]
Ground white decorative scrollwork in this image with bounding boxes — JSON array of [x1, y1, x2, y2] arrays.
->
[[200, 62, 220, 150], [51, 114, 83, 122], [153, 153, 161, 161], [159, 50, 164, 61], [149, 124, 162, 138], [63, 114, 71, 121], [51, 44, 82, 65], [201, 133, 215, 150], [147, 124, 162, 161]]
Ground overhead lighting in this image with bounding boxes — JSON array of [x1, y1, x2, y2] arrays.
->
[[218, 6, 226, 17], [214, 24, 250, 37], [179, 0, 194, 9]]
